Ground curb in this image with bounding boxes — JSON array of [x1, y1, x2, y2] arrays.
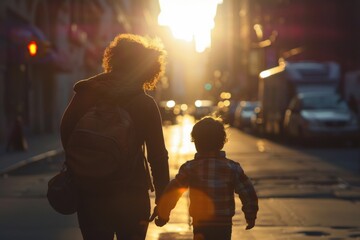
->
[[0, 148, 64, 175]]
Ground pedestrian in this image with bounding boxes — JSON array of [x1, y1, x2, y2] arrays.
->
[[153, 116, 258, 240], [60, 34, 170, 240], [6, 116, 28, 152]]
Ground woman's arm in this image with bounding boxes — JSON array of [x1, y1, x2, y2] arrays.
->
[[143, 98, 170, 203]]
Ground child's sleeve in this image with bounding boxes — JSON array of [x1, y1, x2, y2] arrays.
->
[[234, 163, 259, 222], [157, 163, 190, 221]]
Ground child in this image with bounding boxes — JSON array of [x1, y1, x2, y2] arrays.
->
[[153, 116, 258, 240]]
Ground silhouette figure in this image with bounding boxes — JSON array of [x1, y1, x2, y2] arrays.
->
[[60, 34, 170, 240], [154, 116, 258, 240], [6, 116, 28, 152]]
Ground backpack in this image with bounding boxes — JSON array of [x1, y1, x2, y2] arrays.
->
[[65, 96, 142, 187]]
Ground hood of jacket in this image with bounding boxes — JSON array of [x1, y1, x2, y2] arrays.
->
[[73, 72, 144, 99]]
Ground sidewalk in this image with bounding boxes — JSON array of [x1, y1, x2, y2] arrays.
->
[[0, 133, 63, 175]]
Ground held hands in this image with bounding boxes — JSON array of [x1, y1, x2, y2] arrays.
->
[[155, 217, 168, 227], [148, 206, 158, 222], [245, 219, 255, 230], [149, 206, 169, 227]]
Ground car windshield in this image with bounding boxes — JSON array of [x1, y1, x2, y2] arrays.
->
[[302, 94, 348, 110]]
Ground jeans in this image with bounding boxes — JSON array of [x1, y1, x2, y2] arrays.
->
[[77, 188, 150, 240], [79, 220, 149, 240]]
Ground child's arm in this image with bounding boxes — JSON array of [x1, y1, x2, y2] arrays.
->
[[234, 163, 259, 230], [156, 179, 187, 225], [155, 163, 190, 226]]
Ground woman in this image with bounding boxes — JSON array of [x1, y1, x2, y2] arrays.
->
[[60, 34, 170, 240]]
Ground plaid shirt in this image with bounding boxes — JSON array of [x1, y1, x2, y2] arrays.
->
[[158, 151, 258, 224]]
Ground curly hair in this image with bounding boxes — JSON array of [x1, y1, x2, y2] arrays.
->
[[102, 34, 167, 90], [191, 116, 228, 152]]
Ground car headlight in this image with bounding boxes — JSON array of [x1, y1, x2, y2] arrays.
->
[[166, 100, 176, 108]]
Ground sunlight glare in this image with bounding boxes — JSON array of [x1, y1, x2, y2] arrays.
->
[[158, 0, 223, 52]]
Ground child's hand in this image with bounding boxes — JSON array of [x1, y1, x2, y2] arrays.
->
[[245, 219, 255, 230], [155, 217, 168, 227], [148, 206, 169, 227]]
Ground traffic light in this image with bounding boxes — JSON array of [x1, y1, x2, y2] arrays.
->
[[27, 41, 38, 57]]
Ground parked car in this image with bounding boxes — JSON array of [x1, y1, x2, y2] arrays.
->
[[250, 106, 263, 134], [233, 101, 259, 129], [192, 100, 215, 120], [216, 92, 234, 124], [283, 92, 359, 143], [220, 100, 240, 126], [158, 100, 178, 124]]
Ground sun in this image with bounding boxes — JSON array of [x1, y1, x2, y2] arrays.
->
[[158, 0, 223, 53]]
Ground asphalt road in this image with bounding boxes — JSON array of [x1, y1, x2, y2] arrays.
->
[[0, 115, 359, 240]]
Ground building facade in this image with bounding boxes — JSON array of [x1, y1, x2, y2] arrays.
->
[[0, 0, 160, 144], [209, 0, 360, 101]]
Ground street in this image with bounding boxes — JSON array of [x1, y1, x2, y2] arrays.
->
[[1, 0, 360, 239], [0, 115, 360, 240]]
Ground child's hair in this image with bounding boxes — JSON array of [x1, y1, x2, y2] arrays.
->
[[191, 116, 228, 152]]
